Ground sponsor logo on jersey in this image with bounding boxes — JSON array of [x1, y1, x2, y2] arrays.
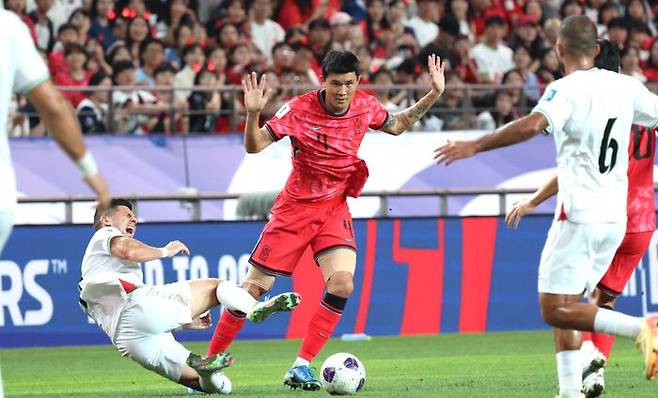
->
[[545, 89, 557, 102], [275, 103, 291, 119]]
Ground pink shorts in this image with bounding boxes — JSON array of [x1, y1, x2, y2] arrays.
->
[[597, 231, 653, 296], [249, 194, 356, 277]]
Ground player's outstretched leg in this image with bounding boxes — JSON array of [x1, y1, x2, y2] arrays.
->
[[186, 352, 234, 376], [247, 292, 301, 323]]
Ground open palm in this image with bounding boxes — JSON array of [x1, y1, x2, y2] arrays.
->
[[427, 54, 446, 96], [242, 71, 272, 113]]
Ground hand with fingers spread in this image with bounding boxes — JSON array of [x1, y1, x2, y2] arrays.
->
[[505, 198, 537, 229], [427, 53, 446, 96], [242, 71, 273, 114], [433, 139, 479, 166], [162, 240, 191, 257]]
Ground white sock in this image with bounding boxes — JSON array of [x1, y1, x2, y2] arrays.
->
[[292, 357, 310, 368], [216, 282, 257, 314], [556, 350, 582, 398], [580, 340, 595, 355], [199, 372, 232, 394], [593, 308, 643, 339]]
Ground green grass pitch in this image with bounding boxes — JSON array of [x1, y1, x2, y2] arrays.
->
[[2, 331, 656, 397]]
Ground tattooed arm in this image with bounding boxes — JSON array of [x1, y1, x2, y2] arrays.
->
[[380, 54, 446, 136]]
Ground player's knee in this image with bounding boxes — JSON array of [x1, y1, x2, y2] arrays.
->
[[539, 303, 563, 327], [326, 272, 354, 297]]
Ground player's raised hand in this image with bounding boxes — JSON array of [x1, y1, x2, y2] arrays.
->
[[505, 198, 537, 229], [427, 54, 446, 96], [163, 240, 191, 257], [242, 71, 272, 113], [433, 139, 478, 165]]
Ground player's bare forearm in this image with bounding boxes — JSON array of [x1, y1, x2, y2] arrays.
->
[[27, 81, 87, 161], [473, 112, 547, 153], [244, 111, 273, 153], [110, 237, 164, 263], [530, 174, 558, 207], [381, 90, 442, 135]]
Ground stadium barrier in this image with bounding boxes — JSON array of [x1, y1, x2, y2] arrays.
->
[[1, 216, 656, 348]]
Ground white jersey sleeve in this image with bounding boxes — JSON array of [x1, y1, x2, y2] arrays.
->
[[631, 79, 658, 128], [531, 81, 573, 135], [10, 12, 49, 95]]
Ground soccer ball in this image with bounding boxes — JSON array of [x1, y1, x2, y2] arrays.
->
[[320, 353, 366, 395]]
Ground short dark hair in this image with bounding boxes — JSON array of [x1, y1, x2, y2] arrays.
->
[[595, 39, 620, 72], [139, 37, 164, 65], [153, 63, 176, 78], [89, 71, 109, 87], [484, 15, 506, 28], [64, 43, 87, 57], [112, 60, 135, 82], [58, 23, 79, 36], [321, 50, 360, 79], [559, 15, 598, 57], [93, 199, 133, 230]]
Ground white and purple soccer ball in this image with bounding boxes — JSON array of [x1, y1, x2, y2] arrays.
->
[[320, 353, 366, 395]]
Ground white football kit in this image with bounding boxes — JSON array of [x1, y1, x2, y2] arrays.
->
[[0, 10, 49, 254], [80, 227, 194, 381], [532, 68, 658, 294]]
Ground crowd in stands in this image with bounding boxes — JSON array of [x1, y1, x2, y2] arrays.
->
[[4, 0, 658, 135]]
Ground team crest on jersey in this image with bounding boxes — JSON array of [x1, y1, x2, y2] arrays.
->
[[544, 89, 557, 102], [353, 115, 363, 133], [274, 103, 291, 119], [259, 245, 272, 261]]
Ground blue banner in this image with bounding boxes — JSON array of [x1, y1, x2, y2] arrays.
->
[[1, 217, 654, 348]]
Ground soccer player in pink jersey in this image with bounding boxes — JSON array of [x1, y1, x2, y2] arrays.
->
[[206, 50, 446, 390]]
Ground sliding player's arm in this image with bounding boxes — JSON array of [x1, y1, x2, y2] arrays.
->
[[110, 237, 190, 262], [506, 174, 558, 229], [380, 54, 445, 136], [243, 72, 275, 153]]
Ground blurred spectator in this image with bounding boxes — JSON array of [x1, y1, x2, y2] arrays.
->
[[175, 43, 206, 101], [469, 15, 514, 83], [4, 0, 38, 42], [446, 0, 474, 41], [165, 22, 193, 68], [54, 43, 91, 107], [355, 46, 374, 85], [542, 17, 561, 45], [48, 23, 80, 76], [477, 90, 518, 129], [106, 42, 132, 65], [559, 0, 584, 18], [69, 8, 91, 45], [111, 14, 128, 42], [291, 42, 321, 84], [89, 0, 117, 48], [159, 0, 196, 44], [274, 0, 340, 31], [125, 15, 151, 60], [628, 19, 652, 59], [135, 37, 165, 86], [405, 0, 440, 47], [258, 70, 287, 120], [387, 0, 414, 41], [152, 64, 189, 134], [620, 46, 647, 82], [361, 0, 389, 42], [216, 22, 241, 49], [642, 39, 658, 82], [371, 68, 401, 112], [584, 0, 606, 22], [434, 72, 476, 130], [500, 68, 536, 114], [249, 0, 285, 64], [28, 0, 56, 52], [508, 14, 548, 60], [471, 0, 506, 38], [77, 71, 112, 134], [625, 0, 655, 36], [419, 16, 459, 71], [596, 1, 620, 36], [539, 47, 561, 80], [271, 42, 295, 74], [188, 67, 223, 133], [512, 46, 540, 101], [308, 18, 333, 64], [607, 17, 628, 49], [111, 60, 159, 134], [453, 34, 479, 83], [85, 37, 113, 74], [329, 11, 352, 50]]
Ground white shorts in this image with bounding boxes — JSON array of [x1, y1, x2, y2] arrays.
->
[[538, 220, 625, 295], [114, 282, 194, 382]]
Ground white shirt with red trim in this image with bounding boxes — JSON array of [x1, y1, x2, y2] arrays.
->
[[79, 227, 145, 343], [532, 68, 658, 224]]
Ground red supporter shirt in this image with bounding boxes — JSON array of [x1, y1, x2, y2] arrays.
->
[[627, 125, 656, 233], [264, 89, 389, 202]]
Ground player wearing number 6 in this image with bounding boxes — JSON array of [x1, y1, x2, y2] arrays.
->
[[206, 50, 446, 390], [434, 16, 658, 398]]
